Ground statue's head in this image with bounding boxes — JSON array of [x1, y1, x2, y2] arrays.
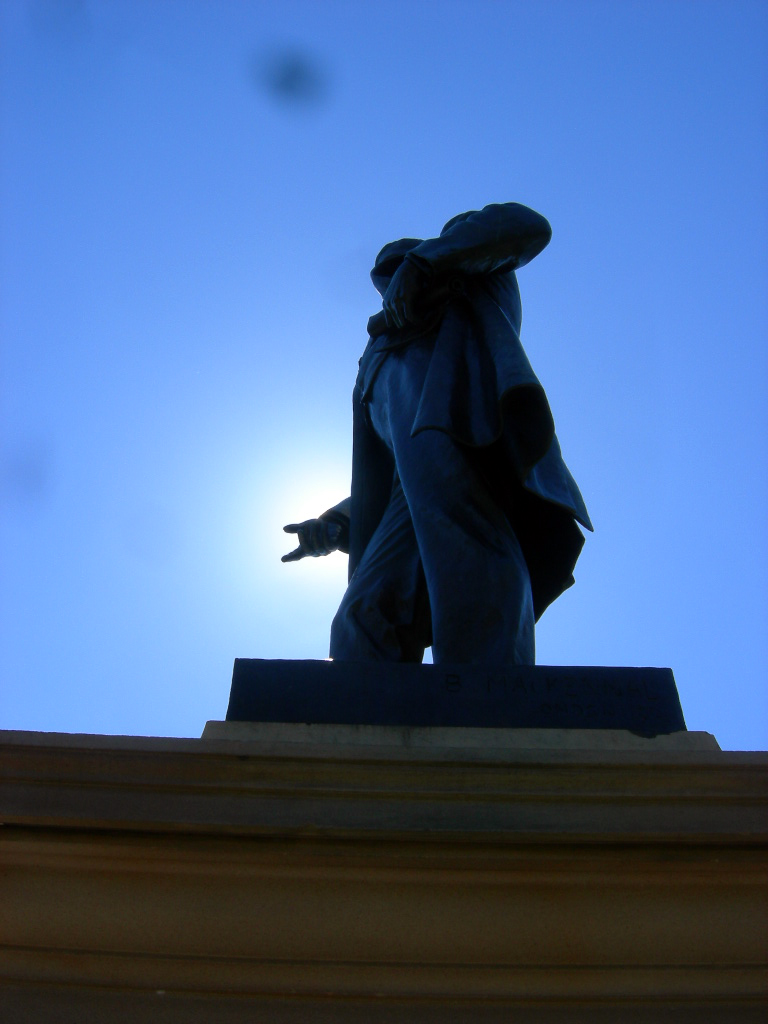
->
[[440, 210, 472, 235], [369, 211, 476, 295], [370, 237, 422, 296]]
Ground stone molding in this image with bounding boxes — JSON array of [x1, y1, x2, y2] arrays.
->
[[1, 728, 767, 1020]]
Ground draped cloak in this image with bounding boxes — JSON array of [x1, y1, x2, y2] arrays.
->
[[329, 203, 593, 624]]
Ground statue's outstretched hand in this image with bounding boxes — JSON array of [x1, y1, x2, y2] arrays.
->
[[382, 258, 430, 329], [282, 518, 343, 562]]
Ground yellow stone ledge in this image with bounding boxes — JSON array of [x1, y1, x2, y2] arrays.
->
[[202, 720, 722, 751], [1, 728, 766, 1018], [1, 727, 766, 841]]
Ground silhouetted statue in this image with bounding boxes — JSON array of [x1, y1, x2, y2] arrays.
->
[[283, 203, 592, 665]]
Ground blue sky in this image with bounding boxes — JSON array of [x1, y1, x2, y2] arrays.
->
[[1, 0, 766, 749]]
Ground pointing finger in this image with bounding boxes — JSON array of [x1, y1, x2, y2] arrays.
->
[[283, 521, 313, 534], [281, 546, 305, 562]]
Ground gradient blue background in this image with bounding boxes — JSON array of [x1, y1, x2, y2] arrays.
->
[[2, 0, 766, 749]]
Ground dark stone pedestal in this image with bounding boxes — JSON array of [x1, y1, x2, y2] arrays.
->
[[226, 660, 686, 738]]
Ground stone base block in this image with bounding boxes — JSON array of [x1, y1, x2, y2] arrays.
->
[[226, 659, 686, 736]]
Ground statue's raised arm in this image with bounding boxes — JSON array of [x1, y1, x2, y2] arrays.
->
[[403, 201, 552, 279], [370, 202, 551, 335]]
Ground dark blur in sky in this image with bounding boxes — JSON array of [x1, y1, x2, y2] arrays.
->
[[1, 0, 766, 748]]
